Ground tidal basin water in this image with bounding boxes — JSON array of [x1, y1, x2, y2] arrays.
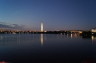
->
[[0, 34, 96, 63]]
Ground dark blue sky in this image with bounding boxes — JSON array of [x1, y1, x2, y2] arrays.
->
[[0, 0, 96, 31]]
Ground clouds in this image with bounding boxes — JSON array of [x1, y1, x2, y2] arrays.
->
[[0, 22, 25, 30]]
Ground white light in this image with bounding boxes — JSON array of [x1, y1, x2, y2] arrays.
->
[[40, 34, 44, 45], [91, 36, 94, 40], [41, 22, 44, 32], [91, 29, 96, 32]]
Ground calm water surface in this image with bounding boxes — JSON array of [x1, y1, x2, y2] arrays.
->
[[0, 34, 96, 63]]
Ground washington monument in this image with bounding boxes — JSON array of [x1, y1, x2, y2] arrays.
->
[[41, 22, 44, 32]]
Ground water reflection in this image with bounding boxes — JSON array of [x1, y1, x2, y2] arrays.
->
[[40, 34, 44, 45], [66, 33, 80, 38], [0, 35, 3, 40], [91, 35, 96, 43], [64, 33, 96, 44], [0, 34, 96, 63], [91, 36, 94, 41], [17, 34, 21, 46], [71, 33, 72, 38]]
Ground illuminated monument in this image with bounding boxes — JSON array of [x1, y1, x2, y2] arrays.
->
[[41, 22, 44, 32], [40, 22, 44, 45]]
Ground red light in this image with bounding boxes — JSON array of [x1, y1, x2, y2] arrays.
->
[[0, 61, 8, 63]]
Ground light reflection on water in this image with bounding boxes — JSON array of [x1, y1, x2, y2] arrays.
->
[[40, 34, 44, 46], [91, 35, 96, 41], [0, 34, 96, 63]]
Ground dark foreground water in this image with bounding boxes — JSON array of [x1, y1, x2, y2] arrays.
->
[[0, 34, 96, 63]]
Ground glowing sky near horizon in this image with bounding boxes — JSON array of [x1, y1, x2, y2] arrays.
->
[[0, 0, 96, 31]]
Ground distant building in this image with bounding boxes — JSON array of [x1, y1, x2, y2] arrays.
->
[[70, 30, 82, 34], [41, 22, 44, 32], [91, 28, 96, 33]]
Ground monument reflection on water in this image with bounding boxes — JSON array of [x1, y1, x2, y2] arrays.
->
[[40, 34, 44, 45], [0, 33, 96, 63]]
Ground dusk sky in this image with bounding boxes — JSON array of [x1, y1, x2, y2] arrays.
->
[[0, 0, 96, 31]]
